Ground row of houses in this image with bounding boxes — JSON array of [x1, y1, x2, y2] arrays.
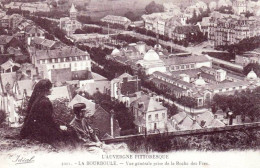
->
[[141, 12, 198, 41], [206, 11, 260, 46], [4, 2, 51, 13]]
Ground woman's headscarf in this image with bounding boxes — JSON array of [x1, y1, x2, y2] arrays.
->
[[26, 79, 52, 115]]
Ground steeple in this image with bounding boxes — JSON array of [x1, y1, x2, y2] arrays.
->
[[70, 3, 77, 20]]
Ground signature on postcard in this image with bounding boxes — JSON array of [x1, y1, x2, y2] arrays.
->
[[9, 154, 35, 165]]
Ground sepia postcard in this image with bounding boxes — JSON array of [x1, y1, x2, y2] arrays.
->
[[0, 0, 259, 167]]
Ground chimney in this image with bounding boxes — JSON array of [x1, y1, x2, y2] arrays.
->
[[110, 110, 114, 138], [214, 115, 217, 119], [197, 72, 201, 79]]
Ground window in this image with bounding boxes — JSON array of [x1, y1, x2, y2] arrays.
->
[[162, 113, 165, 119], [181, 65, 184, 69], [155, 114, 158, 119], [148, 115, 151, 121]]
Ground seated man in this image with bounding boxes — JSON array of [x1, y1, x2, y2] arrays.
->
[[70, 103, 101, 147]]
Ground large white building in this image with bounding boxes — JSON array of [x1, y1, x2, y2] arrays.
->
[[137, 49, 167, 75], [101, 15, 131, 28], [29, 46, 91, 80]]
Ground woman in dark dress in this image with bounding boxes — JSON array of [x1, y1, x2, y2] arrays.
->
[[20, 79, 69, 144]]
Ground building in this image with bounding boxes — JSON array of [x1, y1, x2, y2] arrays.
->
[[48, 85, 74, 101], [171, 111, 225, 131], [5, 2, 51, 13], [233, 0, 248, 15], [25, 26, 45, 45], [142, 13, 174, 35], [130, 94, 168, 134], [4, 2, 22, 10], [197, 17, 210, 36], [110, 73, 141, 104], [0, 35, 23, 54], [30, 37, 62, 50], [0, 67, 36, 127], [151, 66, 258, 107], [136, 49, 167, 75], [77, 72, 110, 95], [60, 4, 82, 36], [108, 42, 147, 60], [163, 2, 181, 14], [162, 54, 212, 72], [101, 15, 131, 28], [29, 46, 91, 79], [235, 48, 260, 66], [0, 58, 20, 73], [208, 12, 260, 46]]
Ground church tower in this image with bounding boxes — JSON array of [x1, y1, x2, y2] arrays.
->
[[70, 3, 77, 21]]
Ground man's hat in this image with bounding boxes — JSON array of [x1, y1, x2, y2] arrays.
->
[[73, 103, 86, 114]]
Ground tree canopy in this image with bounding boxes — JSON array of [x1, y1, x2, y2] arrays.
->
[[145, 1, 164, 14], [211, 88, 260, 122]]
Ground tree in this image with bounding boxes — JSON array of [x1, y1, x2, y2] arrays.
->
[[145, 1, 164, 14], [124, 11, 137, 21], [52, 98, 74, 124]]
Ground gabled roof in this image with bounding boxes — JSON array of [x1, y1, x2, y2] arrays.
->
[[208, 119, 225, 127], [0, 35, 14, 45], [32, 37, 57, 48], [0, 59, 20, 71], [91, 72, 108, 81], [196, 111, 214, 127], [172, 112, 187, 124], [25, 26, 44, 34], [163, 54, 211, 66], [32, 46, 89, 60], [178, 116, 201, 130], [115, 73, 133, 80]]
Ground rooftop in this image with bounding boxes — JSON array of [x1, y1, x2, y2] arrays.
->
[[162, 55, 211, 66], [32, 46, 89, 60]]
